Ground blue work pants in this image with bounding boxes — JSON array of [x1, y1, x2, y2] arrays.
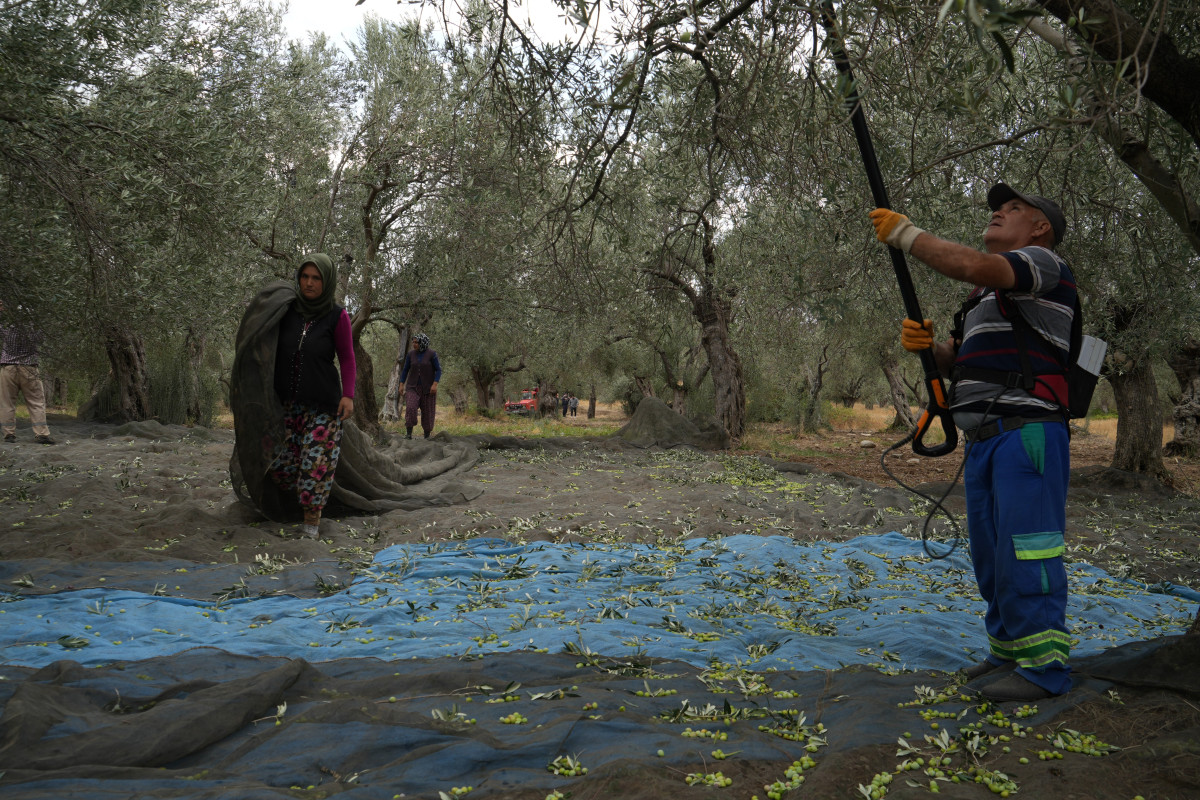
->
[[964, 420, 1072, 695]]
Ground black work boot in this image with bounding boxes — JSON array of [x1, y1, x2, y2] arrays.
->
[[962, 659, 1013, 681], [977, 673, 1055, 702], [405, 428, 413, 440]]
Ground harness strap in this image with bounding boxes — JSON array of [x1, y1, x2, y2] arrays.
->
[[952, 365, 1029, 389], [952, 289, 1073, 412], [1005, 302, 1040, 391], [968, 414, 1065, 443]]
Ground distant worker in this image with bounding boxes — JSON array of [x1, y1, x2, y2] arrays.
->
[[870, 183, 1075, 703], [561, 392, 570, 418], [400, 333, 440, 439], [0, 301, 55, 445], [570, 393, 579, 417]]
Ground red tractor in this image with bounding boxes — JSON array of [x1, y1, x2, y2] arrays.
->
[[505, 388, 539, 415]]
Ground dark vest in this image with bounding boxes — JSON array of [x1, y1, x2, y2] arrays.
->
[[404, 349, 438, 394], [274, 305, 344, 413]]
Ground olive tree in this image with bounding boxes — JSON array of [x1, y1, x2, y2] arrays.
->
[[2, 0, 309, 421]]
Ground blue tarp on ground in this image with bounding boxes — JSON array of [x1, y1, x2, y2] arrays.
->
[[3, 532, 1195, 672]]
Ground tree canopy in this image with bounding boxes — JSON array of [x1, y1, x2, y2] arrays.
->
[[3, 0, 1198, 475]]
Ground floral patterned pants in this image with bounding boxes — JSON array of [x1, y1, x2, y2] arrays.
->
[[271, 403, 342, 511]]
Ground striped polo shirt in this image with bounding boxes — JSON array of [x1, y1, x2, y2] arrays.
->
[[950, 245, 1076, 419]]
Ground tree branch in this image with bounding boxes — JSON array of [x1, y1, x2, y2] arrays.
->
[[1028, 15, 1200, 254], [1033, 0, 1200, 149]]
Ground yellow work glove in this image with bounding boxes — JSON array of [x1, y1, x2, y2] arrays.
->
[[901, 318, 934, 352], [869, 208, 925, 253]]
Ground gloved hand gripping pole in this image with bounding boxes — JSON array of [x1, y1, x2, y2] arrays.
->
[[818, 1, 957, 458]]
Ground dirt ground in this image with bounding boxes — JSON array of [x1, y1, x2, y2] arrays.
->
[[774, 421, 1200, 499], [742, 422, 1200, 593], [556, 404, 1200, 592], [0, 410, 1197, 799]]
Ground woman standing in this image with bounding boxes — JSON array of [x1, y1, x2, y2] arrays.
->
[[269, 254, 356, 538], [399, 332, 441, 440], [231, 257, 482, 526]]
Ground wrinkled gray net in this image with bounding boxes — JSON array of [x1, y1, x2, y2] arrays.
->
[[3, 637, 1197, 797], [616, 396, 730, 450], [229, 281, 482, 522]]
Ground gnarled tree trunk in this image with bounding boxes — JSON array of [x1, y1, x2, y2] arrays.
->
[[1109, 354, 1166, 479], [469, 354, 525, 411], [647, 214, 745, 442], [381, 326, 411, 423], [797, 345, 829, 434], [471, 366, 493, 409], [491, 375, 506, 411], [696, 289, 745, 441], [42, 374, 67, 408], [349, 304, 380, 437], [1165, 341, 1200, 457], [882, 356, 918, 431], [352, 338, 379, 435], [535, 380, 557, 418], [672, 382, 688, 415], [634, 376, 656, 397], [103, 326, 152, 422], [653, 343, 707, 417], [646, 211, 745, 441], [184, 326, 206, 424]]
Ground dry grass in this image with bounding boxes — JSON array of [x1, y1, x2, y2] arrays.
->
[[825, 404, 897, 431], [78, 400, 1183, 450], [400, 402, 627, 438], [1082, 415, 1177, 445], [207, 402, 626, 435], [822, 404, 1177, 445], [743, 404, 1200, 497]]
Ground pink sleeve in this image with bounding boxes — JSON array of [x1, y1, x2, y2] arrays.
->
[[334, 310, 357, 398]]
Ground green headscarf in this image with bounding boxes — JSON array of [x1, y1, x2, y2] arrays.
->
[[293, 253, 337, 320]]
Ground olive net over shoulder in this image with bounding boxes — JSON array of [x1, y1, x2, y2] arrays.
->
[[229, 282, 482, 522]]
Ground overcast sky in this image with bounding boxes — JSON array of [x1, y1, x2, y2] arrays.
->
[[280, 0, 584, 49]]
